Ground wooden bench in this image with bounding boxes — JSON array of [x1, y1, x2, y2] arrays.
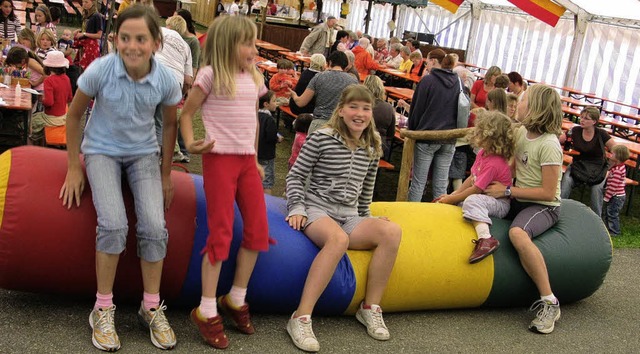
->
[[378, 159, 394, 170]]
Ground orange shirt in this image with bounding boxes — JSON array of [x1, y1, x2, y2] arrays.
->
[[353, 46, 381, 76], [269, 73, 298, 98]]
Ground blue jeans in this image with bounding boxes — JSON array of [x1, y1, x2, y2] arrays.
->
[[408, 142, 455, 202], [85, 153, 168, 262], [560, 165, 605, 216], [259, 158, 275, 189], [603, 195, 625, 236]]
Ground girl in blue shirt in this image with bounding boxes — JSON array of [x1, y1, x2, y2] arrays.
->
[[60, 5, 182, 352]]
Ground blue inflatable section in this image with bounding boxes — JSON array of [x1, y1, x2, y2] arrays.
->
[[180, 177, 356, 315], [180, 174, 209, 303]]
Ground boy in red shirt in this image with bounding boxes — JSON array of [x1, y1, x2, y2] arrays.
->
[[269, 59, 298, 105]]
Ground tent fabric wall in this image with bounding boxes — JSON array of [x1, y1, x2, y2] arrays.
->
[[578, 22, 640, 115], [471, 10, 574, 89], [312, 2, 639, 113], [397, 4, 471, 49]]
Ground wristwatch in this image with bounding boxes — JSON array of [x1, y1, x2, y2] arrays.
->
[[505, 186, 512, 197]]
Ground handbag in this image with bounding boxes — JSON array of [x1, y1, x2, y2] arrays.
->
[[457, 78, 471, 129], [570, 131, 609, 186]]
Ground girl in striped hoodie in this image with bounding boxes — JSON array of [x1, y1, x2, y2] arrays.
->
[[285, 84, 402, 352]]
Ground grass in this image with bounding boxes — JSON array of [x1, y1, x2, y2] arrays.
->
[[183, 110, 640, 248]]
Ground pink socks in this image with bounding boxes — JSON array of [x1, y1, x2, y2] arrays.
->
[[143, 292, 160, 311], [228, 286, 247, 308], [198, 296, 218, 319], [94, 292, 113, 311]]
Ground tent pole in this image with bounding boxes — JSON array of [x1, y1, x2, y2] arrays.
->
[[365, 0, 373, 33], [390, 4, 397, 38], [563, 9, 590, 93], [465, 1, 483, 64]]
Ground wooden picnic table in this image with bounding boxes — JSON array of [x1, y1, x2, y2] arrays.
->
[[254, 56, 277, 77], [378, 67, 421, 83], [598, 115, 640, 139], [278, 51, 311, 64], [385, 86, 414, 101], [13, 1, 31, 11], [561, 95, 600, 109], [256, 40, 290, 53], [603, 108, 640, 123]]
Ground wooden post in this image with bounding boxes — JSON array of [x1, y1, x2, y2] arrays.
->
[[390, 4, 397, 38], [259, 6, 267, 39], [396, 137, 414, 201], [395, 128, 472, 201]]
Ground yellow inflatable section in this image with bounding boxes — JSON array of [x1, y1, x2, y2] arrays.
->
[[345, 202, 495, 314]]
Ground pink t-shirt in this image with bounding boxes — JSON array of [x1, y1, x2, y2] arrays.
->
[[288, 132, 307, 168], [471, 148, 512, 191], [195, 66, 267, 155]]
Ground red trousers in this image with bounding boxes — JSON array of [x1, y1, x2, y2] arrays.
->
[[201, 153, 269, 264]]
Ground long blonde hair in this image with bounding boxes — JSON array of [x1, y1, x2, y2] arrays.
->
[[521, 84, 562, 135], [468, 111, 515, 160], [202, 16, 263, 97], [327, 85, 382, 159]]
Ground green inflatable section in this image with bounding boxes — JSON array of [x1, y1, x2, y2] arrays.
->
[[484, 199, 612, 307]]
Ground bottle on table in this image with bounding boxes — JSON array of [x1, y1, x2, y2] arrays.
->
[[14, 83, 21, 106]]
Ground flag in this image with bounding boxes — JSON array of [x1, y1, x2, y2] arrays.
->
[[431, 0, 464, 14], [508, 0, 566, 27]]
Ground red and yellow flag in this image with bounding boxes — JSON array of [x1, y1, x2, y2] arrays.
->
[[508, 0, 566, 27], [431, 0, 464, 14]]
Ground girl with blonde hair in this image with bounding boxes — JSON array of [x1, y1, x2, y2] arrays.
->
[[485, 84, 564, 334], [437, 111, 514, 263], [179, 15, 269, 349], [486, 88, 508, 114], [471, 65, 501, 108], [285, 84, 401, 352], [363, 75, 396, 157]]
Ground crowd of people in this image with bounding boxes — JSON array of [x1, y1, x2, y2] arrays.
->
[[0, 1, 625, 352]]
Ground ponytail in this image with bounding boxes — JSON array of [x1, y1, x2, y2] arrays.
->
[[441, 53, 456, 69]]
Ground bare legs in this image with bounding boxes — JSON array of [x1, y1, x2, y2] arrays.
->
[[294, 217, 402, 316], [509, 227, 552, 296]]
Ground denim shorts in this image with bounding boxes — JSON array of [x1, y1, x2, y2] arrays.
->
[[303, 193, 368, 235], [85, 153, 168, 262], [259, 158, 275, 189]]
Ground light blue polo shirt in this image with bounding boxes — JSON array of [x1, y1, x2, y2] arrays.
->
[[79, 53, 182, 157]]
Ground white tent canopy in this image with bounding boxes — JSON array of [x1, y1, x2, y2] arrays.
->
[[323, 0, 640, 114]]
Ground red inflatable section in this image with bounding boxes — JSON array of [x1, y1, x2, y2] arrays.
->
[[0, 146, 196, 301]]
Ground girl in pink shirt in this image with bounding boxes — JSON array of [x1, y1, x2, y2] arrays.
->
[[179, 16, 269, 349], [288, 113, 313, 169], [437, 111, 515, 263]]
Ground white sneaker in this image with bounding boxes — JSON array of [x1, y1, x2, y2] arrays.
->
[[355, 303, 390, 340], [286, 313, 320, 352]]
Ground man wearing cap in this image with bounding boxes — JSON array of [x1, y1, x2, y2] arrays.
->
[[300, 16, 338, 56]]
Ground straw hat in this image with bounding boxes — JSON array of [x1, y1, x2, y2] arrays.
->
[[42, 51, 69, 68]]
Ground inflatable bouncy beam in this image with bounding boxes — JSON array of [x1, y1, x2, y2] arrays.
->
[[0, 147, 612, 315]]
